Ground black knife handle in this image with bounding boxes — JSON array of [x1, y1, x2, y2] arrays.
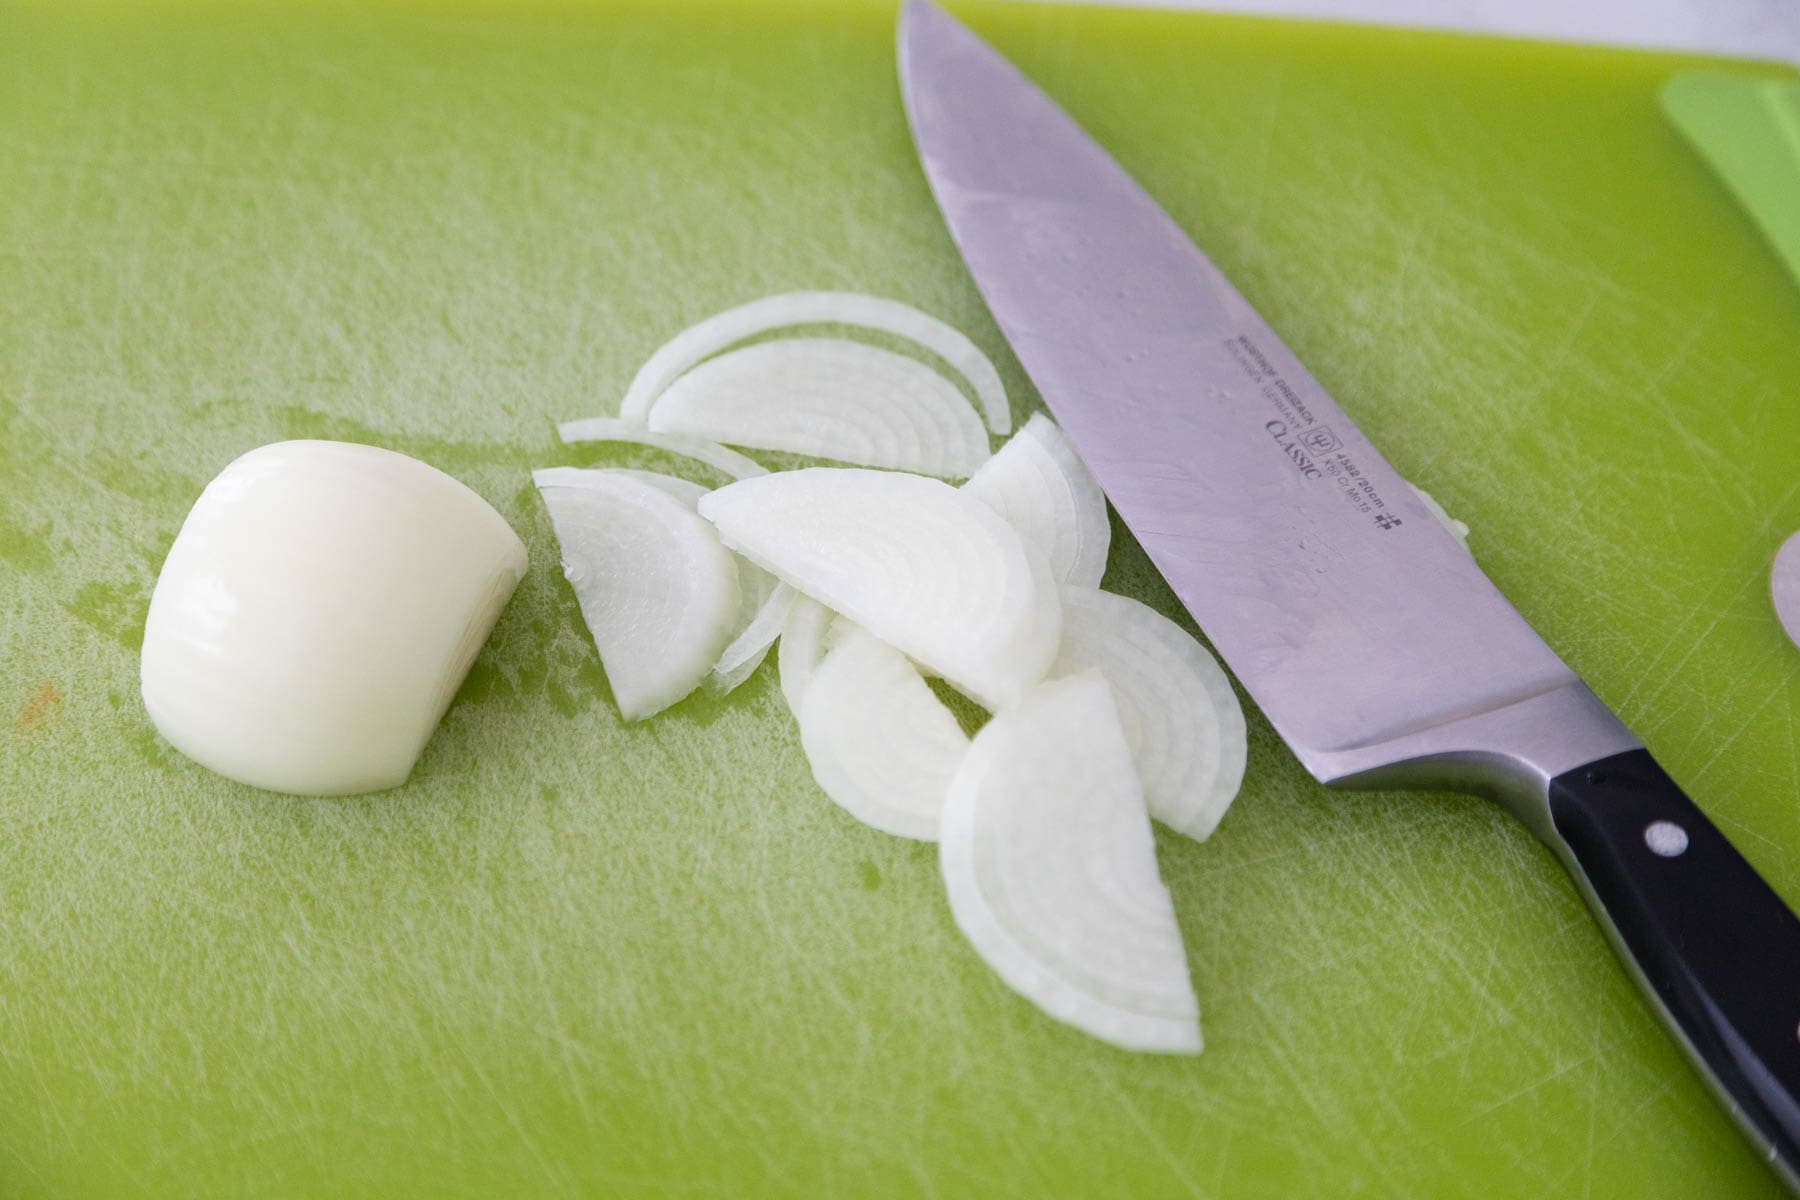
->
[[1548, 749, 1800, 1181]]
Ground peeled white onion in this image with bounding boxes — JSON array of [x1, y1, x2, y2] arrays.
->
[[698, 467, 1060, 711], [939, 671, 1201, 1054], [556, 417, 767, 481], [1051, 587, 1246, 841], [645, 337, 991, 478], [798, 627, 969, 841], [964, 413, 1110, 588], [140, 440, 527, 796], [616, 291, 1012, 434], [533, 468, 740, 721]]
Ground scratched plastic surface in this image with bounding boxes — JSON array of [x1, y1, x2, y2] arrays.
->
[[3, 1, 1799, 1196]]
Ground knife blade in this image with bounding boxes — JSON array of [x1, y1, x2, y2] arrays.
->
[[899, 1, 1800, 1187]]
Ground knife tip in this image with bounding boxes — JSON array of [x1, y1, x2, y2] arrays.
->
[[897, 0, 954, 61]]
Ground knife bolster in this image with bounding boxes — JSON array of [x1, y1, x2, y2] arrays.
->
[[1314, 680, 1640, 843]]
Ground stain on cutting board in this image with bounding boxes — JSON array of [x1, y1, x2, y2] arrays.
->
[[2, 1, 1798, 1197]]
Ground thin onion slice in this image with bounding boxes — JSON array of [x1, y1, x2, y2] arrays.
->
[[1407, 482, 1470, 545], [777, 593, 842, 716], [557, 417, 768, 481], [617, 292, 1011, 434], [964, 413, 1110, 588], [710, 582, 795, 694], [698, 468, 1060, 711], [940, 671, 1201, 1054], [1051, 587, 1246, 841], [798, 627, 969, 841], [533, 469, 741, 721], [551, 466, 706, 506], [646, 337, 991, 478]]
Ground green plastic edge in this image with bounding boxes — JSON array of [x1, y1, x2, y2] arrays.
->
[[1662, 71, 1800, 289]]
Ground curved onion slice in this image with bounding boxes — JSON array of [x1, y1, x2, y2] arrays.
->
[[1407, 482, 1470, 544], [563, 466, 706, 506], [710, 582, 794, 694], [541, 466, 778, 694], [777, 593, 841, 716], [940, 671, 1201, 1054], [617, 292, 1011, 434], [1052, 588, 1246, 841], [798, 627, 969, 840], [698, 468, 1060, 711], [645, 338, 991, 478], [556, 417, 767, 481], [964, 413, 1110, 588], [533, 469, 741, 721]]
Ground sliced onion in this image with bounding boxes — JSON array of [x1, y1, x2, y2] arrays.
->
[[710, 582, 794, 694], [798, 627, 969, 841], [616, 291, 1011, 434], [940, 671, 1201, 1054], [1051, 587, 1245, 841], [964, 413, 1110, 588], [541, 466, 778, 695], [533, 468, 741, 721], [777, 593, 841, 716], [556, 417, 767, 481], [554, 466, 706, 506], [1407, 482, 1470, 544], [698, 468, 1060, 711], [645, 338, 992, 478]]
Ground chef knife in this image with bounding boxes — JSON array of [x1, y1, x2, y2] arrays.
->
[[898, 1, 1800, 1187]]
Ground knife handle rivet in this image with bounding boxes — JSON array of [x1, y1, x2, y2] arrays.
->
[[1644, 821, 1689, 858]]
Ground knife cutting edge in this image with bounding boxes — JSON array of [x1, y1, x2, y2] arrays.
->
[[897, 1, 1800, 1187]]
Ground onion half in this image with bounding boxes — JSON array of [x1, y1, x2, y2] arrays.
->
[[799, 627, 969, 840], [964, 413, 1110, 588], [646, 338, 991, 478], [698, 467, 1060, 711], [940, 672, 1201, 1054], [140, 440, 527, 796], [616, 291, 1011, 434], [1051, 587, 1246, 841], [533, 468, 741, 721]]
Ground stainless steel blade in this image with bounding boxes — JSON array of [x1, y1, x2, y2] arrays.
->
[[898, 0, 1637, 786]]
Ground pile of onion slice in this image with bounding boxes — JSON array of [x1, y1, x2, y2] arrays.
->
[[533, 294, 1291, 1053]]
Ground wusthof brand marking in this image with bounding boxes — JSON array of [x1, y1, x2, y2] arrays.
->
[[1221, 334, 1400, 530], [1265, 419, 1323, 478]]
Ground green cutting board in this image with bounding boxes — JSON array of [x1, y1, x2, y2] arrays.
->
[[4, 0, 1799, 1195]]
